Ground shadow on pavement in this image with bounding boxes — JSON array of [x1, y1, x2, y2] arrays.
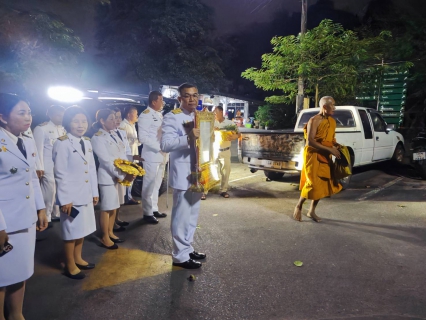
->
[[325, 219, 426, 246]]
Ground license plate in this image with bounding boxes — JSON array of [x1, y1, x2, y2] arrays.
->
[[273, 161, 282, 169], [262, 160, 273, 167], [413, 152, 426, 161]]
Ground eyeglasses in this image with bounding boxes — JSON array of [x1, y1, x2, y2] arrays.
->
[[181, 94, 199, 100]]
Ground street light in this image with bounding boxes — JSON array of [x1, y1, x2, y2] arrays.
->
[[47, 86, 83, 103]]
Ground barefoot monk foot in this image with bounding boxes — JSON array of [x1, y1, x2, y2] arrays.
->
[[307, 211, 321, 223], [293, 206, 302, 222]]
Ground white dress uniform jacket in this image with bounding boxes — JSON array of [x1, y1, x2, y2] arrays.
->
[[115, 128, 133, 203], [91, 129, 128, 185], [0, 128, 45, 233], [33, 121, 66, 173], [160, 108, 194, 190], [115, 128, 133, 160], [23, 128, 44, 171], [0, 208, 5, 232], [52, 134, 99, 206], [139, 107, 168, 163], [120, 119, 140, 156], [33, 121, 66, 220]]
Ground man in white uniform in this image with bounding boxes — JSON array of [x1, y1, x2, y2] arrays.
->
[[161, 83, 205, 269], [202, 105, 239, 200], [120, 106, 141, 205], [138, 91, 168, 224], [33, 105, 66, 224]]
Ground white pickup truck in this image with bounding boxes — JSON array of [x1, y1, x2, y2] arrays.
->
[[238, 106, 405, 188]]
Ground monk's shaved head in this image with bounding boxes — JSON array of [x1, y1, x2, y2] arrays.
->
[[319, 96, 336, 117], [319, 96, 335, 108]]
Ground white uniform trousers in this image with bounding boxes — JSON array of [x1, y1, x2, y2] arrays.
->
[[171, 189, 202, 263], [142, 161, 164, 216], [205, 149, 231, 195], [40, 168, 59, 221], [217, 149, 231, 192]]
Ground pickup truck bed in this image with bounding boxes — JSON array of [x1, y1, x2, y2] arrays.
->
[[238, 128, 304, 173]]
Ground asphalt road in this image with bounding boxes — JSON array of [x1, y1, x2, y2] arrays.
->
[[25, 153, 426, 320]]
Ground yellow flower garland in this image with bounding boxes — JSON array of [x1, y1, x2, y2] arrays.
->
[[114, 159, 146, 186]]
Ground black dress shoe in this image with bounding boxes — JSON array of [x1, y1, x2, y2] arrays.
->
[[153, 211, 167, 218], [172, 259, 202, 269], [113, 226, 126, 232], [110, 237, 125, 243], [126, 198, 141, 205], [189, 251, 206, 260], [51, 217, 60, 222], [143, 215, 159, 224], [64, 269, 86, 280], [99, 242, 118, 250], [76, 263, 95, 270], [116, 220, 130, 227]]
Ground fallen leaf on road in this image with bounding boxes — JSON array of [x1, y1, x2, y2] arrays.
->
[[213, 214, 218, 217], [294, 261, 303, 267], [196, 225, 201, 229], [188, 275, 196, 281], [397, 205, 406, 208]]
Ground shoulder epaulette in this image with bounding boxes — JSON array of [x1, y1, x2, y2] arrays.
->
[[94, 131, 103, 136], [171, 108, 182, 115], [58, 135, 68, 141], [118, 127, 125, 131], [22, 133, 31, 139], [38, 122, 48, 127], [143, 109, 150, 114], [83, 136, 91, 141]]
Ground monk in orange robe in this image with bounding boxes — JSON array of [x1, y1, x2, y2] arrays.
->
[[293, 96, 342, 222]]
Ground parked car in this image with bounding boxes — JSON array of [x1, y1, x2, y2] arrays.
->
[[238, 106, 405, 189], [410, 131, 426, 179]]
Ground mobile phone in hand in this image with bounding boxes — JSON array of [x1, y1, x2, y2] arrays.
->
[[0, 241, 13, 257], [70, 207, 80, 219]]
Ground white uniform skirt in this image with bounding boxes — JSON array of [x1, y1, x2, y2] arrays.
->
[[0, 224, 36, 287], [60, 203, 96, 241], [99, 184, 120, 211]]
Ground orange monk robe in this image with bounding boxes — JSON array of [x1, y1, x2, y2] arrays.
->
[[299, 117, 342, 200]]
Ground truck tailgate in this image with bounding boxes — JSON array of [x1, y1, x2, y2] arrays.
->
[[239, 129, 305, 162]]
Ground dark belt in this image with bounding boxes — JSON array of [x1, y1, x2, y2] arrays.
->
[[219, 147, 230, 152]]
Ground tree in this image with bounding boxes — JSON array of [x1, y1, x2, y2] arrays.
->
[[0, 4, 84, 93], [242, 20, 390, 107], [96, 0, 228, 92], [360, 0, 426, 105]]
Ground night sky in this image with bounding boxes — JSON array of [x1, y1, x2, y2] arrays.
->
[[202, 0, 373, 35]]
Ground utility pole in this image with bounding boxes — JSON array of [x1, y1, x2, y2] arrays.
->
[[296, 0, 308, 114]]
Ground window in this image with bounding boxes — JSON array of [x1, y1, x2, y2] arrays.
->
[[297, 110, 356, 129], [332, 110, 356, 128], [297, 111, 317, 128], [369, 112, 387, 132], [358, 110, 373, 139]]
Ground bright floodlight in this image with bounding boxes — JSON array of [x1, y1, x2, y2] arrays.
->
[[47, 86, 83, 103]]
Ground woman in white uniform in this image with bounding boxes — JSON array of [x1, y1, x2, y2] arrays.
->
[[0, 93, 48, 319], [113, 108, 139, 232], [52, 106, 99, 280], [91, 109, 135, 249]]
